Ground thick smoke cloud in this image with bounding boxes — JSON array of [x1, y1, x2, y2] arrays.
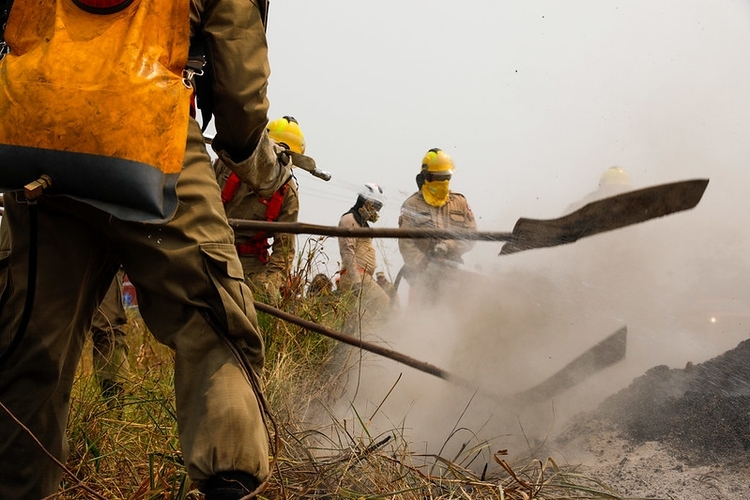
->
[[263, 0, 750, 470], [321, 168, 750, 469]]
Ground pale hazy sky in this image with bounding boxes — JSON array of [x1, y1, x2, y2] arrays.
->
[[261, 0, 750, 278], [258, 0, 750, 455]]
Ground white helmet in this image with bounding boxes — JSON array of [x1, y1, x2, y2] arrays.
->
[[358, 183, 386, 208]]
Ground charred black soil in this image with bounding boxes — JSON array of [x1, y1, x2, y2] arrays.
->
[[547, 339, 749, 495], [551, 339, 750, 498], [583, 338, 750, 465]]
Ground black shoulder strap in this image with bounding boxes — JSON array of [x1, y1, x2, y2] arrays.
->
[[188, 33, 213, 132], [0, 0, 13, 46], [259, 0, 269, 31]]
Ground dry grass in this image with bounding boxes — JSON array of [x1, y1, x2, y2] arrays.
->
[[53, 242, 630, 499]]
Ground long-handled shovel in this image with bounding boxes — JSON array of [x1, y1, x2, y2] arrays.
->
[[228, 178, 709, 254], [499, 179, 708, 254], [252, 300, 470, 385], [0, 178, 709, 246], [511, 325, 628, 404], [253, 300, 627, 404]]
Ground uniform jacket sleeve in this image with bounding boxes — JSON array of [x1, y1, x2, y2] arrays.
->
[[191, 0, 269, 161], [191, 0, 287, 198], [213, 158, 231, 189]]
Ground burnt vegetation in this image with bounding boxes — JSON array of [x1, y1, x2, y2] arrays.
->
[[564, 339, 750, 466]]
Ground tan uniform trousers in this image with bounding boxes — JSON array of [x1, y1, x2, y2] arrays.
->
[[0, 120, 269, 499], [90, 268, 130, 390], [337, 212, 390, 334], [338, 272, 390, 335], [2, 221, 131, 395]]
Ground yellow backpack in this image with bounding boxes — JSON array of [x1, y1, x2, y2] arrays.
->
[[0, 0, 192, 222]]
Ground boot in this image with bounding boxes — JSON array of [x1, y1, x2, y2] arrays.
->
[[203, 471, 259, 500]]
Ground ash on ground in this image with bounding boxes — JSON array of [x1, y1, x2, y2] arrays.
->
[[554, 338, 750, 499]]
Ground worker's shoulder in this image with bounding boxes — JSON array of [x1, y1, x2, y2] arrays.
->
[[284, 177, 300, 194], [401, 191, 423, 207], [448, 191, 472, 207], [338, 211, 357, 227]]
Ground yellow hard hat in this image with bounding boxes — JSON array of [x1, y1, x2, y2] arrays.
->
[[421, 148, 454, 181], [267, 116, 306, 154], [599, 166, 630, 187]]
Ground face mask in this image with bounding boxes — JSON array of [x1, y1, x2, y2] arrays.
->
[[421, 180, 450, 207], [358, 200, 381, 223]]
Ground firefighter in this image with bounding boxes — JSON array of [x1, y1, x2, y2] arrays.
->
[[215, 116, 303, 301], [564, 165, 632, 214], [0, 1, 285, 498], [308, 273, 335, 298], [337, 183, 391, 332], [398, 148, 477, 302]]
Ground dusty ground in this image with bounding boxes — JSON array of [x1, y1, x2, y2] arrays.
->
[[554, 339, 750, 499]]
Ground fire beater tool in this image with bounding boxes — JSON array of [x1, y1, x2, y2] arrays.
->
[[253, 300, 627, 404], [227, 178, 709, 255]]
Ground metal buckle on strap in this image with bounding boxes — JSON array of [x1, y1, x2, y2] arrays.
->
[[182, 57, 205, 88]]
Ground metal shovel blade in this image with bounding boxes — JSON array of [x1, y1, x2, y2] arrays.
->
[[513, 325, 628, 404], [500, 178, 709, 255]]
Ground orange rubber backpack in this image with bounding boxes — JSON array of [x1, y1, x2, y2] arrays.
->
[[0, 0, 192, 222]]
